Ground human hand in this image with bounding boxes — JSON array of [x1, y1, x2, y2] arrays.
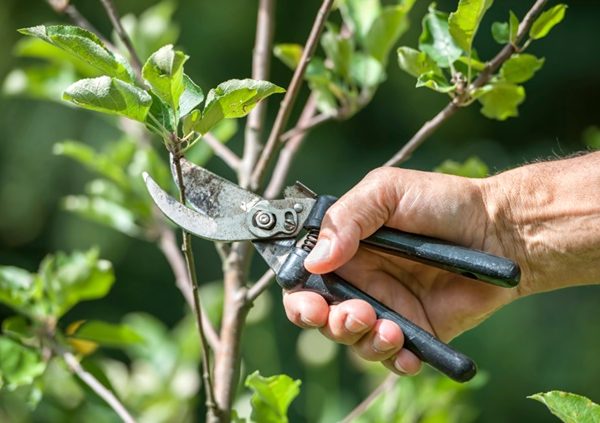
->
[[282, 167, 521, 375]]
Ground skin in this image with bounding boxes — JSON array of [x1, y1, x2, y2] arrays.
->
[[283, 152, 600, 375]]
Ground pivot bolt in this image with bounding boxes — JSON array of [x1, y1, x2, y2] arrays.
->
[[253, 210, 276, 230]]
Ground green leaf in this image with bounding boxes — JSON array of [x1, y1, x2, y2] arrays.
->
[[2, 65, 77, 101], [583, 126, 600, 150], [491, 11, 519, 44], [364, 5, 410, 64], [63, 195, 143, 237], [419, 4, 463, 68], [2, 316, 35, 344], [63, 76, 152, 122], [245, 371, 301, 423], [0, 337, 46, 390], [448, 0, 493, 53], [273, 44, 303, 70], [475, 82, 525, 120], [338, 0, 381, 41], [69, 320, 143, 348], [179, 74, 204, 117], [18, 25, 134, 82], [350, 53, 385, 88], [39, 249, 115, 318], [147, 93, 175, 133], [456, 55, 486, 72], [54, 140, 130, 188], [500, 54, 544, 83], [193, 79, 284, 134], [416, 71, 455, 93], [528, 391, 600, 423], [434, 156, 489, 177], [397, 46, 442, 78], [0, 267, 40, 315], [529, 4, 567, 40], [142, 44, 188, 111], [321, 27, 353, 80]]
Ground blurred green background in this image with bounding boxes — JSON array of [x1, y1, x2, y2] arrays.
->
[[0, 0, 599, 421]]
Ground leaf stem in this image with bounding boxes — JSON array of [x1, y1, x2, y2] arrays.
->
[[250, 0, 335, 190], [99, 0, 143, 80], [385, 0, 548, 167]]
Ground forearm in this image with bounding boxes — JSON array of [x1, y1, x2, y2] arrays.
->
[[481, 152, 600, 295]]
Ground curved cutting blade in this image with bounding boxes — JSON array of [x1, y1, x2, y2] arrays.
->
[[144, 172, 255, 241]]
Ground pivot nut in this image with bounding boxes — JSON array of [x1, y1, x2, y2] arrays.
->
[[253, 210, 276, 230]]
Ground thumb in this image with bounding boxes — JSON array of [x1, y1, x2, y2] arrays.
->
[[304, 169, 396, 274]]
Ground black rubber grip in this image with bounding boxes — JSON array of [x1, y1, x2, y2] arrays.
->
[[303, 272, 477, 382], [362, 227, 520, 288]]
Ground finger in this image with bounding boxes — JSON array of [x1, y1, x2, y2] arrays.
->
[[319, 299, 377, 345], [304, 168, 398, 274], [351, 319, 404, 362], [383, 349, 423, 375], [282, 291, 328, 328]]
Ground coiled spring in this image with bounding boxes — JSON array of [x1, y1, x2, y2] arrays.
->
[[301, 229, 319, 252]]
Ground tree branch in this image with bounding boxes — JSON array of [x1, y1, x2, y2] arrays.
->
[[264, 93, 319, 199], [157, 225, 220, 351], [62, 350, 136, 423], [202, 133, 241, 171], [250, 0, 335, 189], [246, 269, 275, 302], [240, 0, 276, 188], [384, 0, 548, 167], [280, 111, 331, 143], [172, 154, 219, 421], [340, 374, 398, 423], [99, 0, 143, 79]]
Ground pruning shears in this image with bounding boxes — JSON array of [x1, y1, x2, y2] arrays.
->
[[143, 158, 520, 382]]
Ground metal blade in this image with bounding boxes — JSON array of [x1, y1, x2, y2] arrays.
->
[[172, 156, 260, 217], [144, 172, 258, 241]]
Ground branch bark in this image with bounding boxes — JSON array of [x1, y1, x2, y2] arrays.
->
[[202, 133, 242, 171], [250, 0, 335, 189], [340, 374, 398, 423], [384, 0, 548, 167], [99, 0, 143, 79], [246, 269, 275, 302], [62, 350, 136, 423]]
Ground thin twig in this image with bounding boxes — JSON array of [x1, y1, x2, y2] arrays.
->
[[340, 374, 398, 423], [62, 350, 136, 423], [99, 0, 143, 78], [241, 0, 276, 188], [172, 154, 219, 420], [46, 1, 116, 50], [384, 0, 548, 167], [264, 93, 319, 199], [157, 226, 220, 351], [203, 133, 242, 171], [250, 0, 335, 189], [246, 269, 275, 302], [280, 112, 331, 142]]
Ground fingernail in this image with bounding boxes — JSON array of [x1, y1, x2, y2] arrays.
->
[[394, 358, 408, 374], [345, 315, 369, 334], [305, 239, 331, 266], [300, 315, 319, 327], [373, 335, 395, 353]]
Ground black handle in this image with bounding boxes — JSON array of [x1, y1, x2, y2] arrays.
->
[[362, 227, 520, 288], [303, 272, 477, 382]]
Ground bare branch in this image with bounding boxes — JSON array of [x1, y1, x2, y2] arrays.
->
[[385, 0, 548, 167], [246, 269, 275, 302], [62, 350, 136, 423], [202, 133, 242, 171], [241, 0, 276, 188], [172, 154, 219, 420], [46, 1, 115, 49], [264, 93, 319, 199], [157, 225, 220, 351], [340, 374, 398, 423], [99, 0, 143, 78], [250, 0, 335, 189], [280, 112, 331, 142]]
